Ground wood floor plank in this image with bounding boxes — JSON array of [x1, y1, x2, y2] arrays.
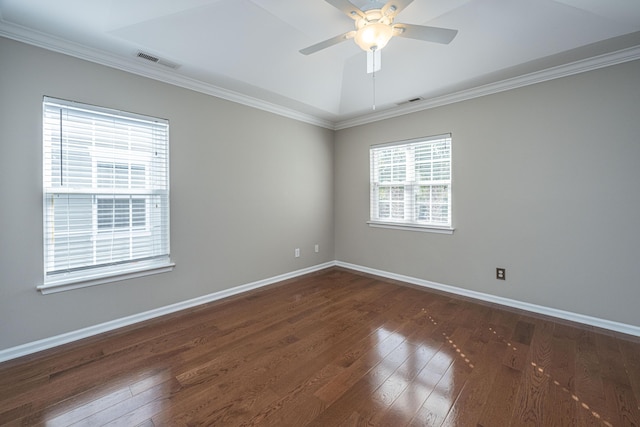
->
[[406, 325, 475, 426], [476, 364, 523, 427], [1, 267, 638, 426], [573, 328, 619, 427], [307, 335, 421, 427], [596, 332, 640, 426], [439, 330, 510, 426], [542, 323, 579, 426], [510, 318, 554, 425], [618, 336, 640, 416]]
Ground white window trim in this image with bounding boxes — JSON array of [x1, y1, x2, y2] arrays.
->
[[369, 134, 453, 232], [37, 260, 175, 294], [367, 220, 454, 234]]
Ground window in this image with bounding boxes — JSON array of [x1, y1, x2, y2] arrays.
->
[[41, 97, 173, 293], [369, 134, 453, 233]]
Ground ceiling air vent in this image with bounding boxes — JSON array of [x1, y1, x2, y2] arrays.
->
[[135, 51, 180, 69], [397, 96, 423, 106]]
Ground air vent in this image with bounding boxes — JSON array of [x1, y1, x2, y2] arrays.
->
[[135, 51, 180, 69], [137, 51, 159, 63], [397, 96, 423, 106]]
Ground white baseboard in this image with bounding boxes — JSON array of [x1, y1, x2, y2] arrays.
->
[[0, 262, 335, 363], [335, 261, 640, 337], [2, 260, 638, 363]]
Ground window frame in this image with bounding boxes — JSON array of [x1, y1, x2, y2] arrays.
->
[[40, 97, 174, 294], [369, 134, 454, 234]]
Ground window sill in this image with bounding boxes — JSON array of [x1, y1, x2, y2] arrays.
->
[[367, 221, 455, 234], [38, 260, 175, 295]]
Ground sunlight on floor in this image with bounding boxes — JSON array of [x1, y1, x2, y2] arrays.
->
[[374, 326, 454, 419], [43, 368, 172, 426]]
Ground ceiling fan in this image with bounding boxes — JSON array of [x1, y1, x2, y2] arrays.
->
[[299, 0, 458, 55]]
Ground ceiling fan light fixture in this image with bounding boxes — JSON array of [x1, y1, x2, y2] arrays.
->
[[298, 0, 458, 56], [354, 21, 393, 51]]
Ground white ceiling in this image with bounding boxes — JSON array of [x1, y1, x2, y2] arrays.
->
[[1, 0, 640, 128]]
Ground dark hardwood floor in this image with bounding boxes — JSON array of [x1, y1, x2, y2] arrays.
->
[[1, 267, 639, 426]]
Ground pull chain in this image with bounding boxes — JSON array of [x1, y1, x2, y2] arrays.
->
[[372, 47, 376, 110]]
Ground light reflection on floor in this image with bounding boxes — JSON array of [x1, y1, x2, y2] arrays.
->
[[372, 325, 455, 420], [368, 315, 615, 426], [43, 368, 171, 426]]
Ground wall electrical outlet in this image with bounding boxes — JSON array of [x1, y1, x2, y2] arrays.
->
[[496, 268, 506, 280], [314, 244, 319, 253], [295, 248, 300, 258]]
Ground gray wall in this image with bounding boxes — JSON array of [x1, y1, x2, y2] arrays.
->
[[1, 34, 639, 354], [334, 59, 640, 327], [0, 37, 335, 350]]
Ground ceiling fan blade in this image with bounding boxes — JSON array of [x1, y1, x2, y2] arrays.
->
[[299, 31, 356, 55], [381, 0, 414, 19], [393, 23, 458, 44], [325, 0, 365, 20]]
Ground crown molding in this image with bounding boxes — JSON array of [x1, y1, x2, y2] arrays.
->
[[0, 20, 335, 130], [335, 44, 640, 130], [2, 19, 639, 132]]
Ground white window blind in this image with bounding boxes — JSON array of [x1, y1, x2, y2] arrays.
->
[[370, 134, 452, 231], [42, 97, 172, 292]]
